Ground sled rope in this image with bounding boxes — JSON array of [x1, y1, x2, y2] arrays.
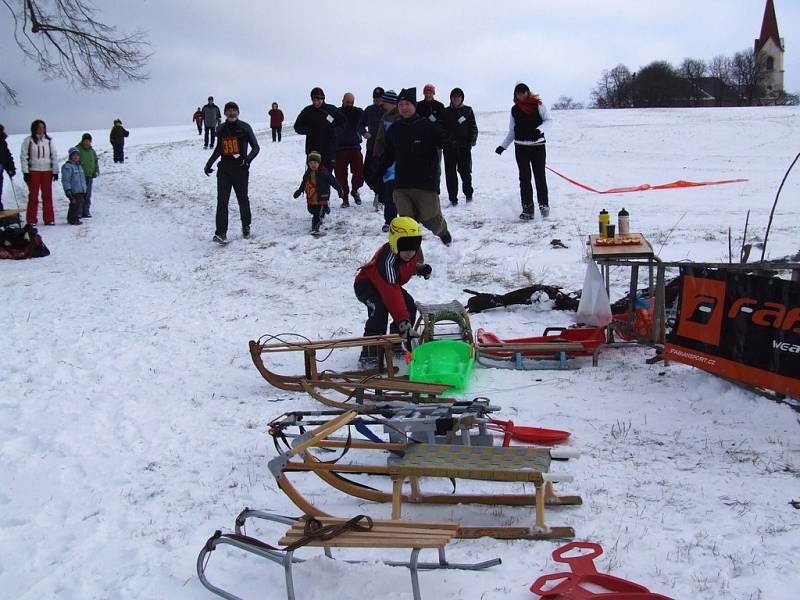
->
[[545, 166, 747, 195]]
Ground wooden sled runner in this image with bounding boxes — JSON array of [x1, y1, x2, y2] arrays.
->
[[198, 509, 501, 600], [249, 334, 452, 411], [269, 411, 582, 541]]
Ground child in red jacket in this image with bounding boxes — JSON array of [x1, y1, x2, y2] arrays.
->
[[353, 216, 432, 365]]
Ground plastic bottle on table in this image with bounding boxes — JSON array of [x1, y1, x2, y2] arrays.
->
[[599, 209, 610, 237], [618, 208, 630, 235]]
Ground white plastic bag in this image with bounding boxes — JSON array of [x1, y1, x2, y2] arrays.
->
[[575, 260, 612, 326]]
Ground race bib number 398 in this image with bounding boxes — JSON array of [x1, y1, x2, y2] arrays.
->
[[221, 136, 241, 157]]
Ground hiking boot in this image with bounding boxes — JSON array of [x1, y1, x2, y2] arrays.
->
[[213, 232, 227, 244], [358, 346, 379, 369], [242, 225, 251, 239], [352, 190, 362, 205], [82, 211, 92, 218], [466, 195, 473, 203], [449, 198, 458, 207], [381, 223, 390, 233], [539, 204, 550, 218], [439, 230, 452, 246], [519, 211, 535, 221], [324, 205, 331, 216]]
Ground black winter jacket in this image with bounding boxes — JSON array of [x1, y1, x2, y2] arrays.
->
[[0, 131, 15, 174], [109, 125, 129, 146], [416, 99, 446, 125], [205, 119, 260, 170], [294, 103, 346, 158], [441, 104, 478, 148], [378, 114, 448, 191], [336, 105, 364, 150]]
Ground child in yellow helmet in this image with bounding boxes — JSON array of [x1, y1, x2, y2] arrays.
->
[[353, 216, 432, 365]]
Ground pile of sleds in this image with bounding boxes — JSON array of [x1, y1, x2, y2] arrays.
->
[[198, 298, 676, 600]]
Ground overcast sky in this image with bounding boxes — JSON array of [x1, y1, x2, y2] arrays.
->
[[1, 0, 797, 134]]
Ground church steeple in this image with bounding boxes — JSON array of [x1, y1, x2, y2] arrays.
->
[[755, 0, 783, 53], [754, 0, 785, 97]]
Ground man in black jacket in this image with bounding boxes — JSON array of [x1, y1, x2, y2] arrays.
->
[[294, 87, 346, 171], [441, 87, 478, 206], [417, 83, 446, 194], [0, 124, 16, 211], [204, 101, 260, 243], [377, 87, 451, 246]]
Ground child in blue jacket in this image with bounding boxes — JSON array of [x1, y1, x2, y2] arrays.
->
[[292, 151, 344, 236], [61, 147, 88, 225]]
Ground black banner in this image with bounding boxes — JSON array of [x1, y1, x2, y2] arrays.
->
[[665, 267, 800, 397]]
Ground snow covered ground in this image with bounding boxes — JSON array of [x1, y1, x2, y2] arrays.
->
[[2, 107, 799, 600]]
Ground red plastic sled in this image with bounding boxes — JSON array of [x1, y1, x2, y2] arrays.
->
[[488, 419, 571, 446], [476, 326, 606, 358]]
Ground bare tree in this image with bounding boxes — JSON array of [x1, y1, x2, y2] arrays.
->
[[551, 95, 584, 110], [1, 0, 151, 105], [708, 54, 734, 107], [731, 48, 768, 106], [679, 58, 706, 105], [591, 64, 634, 108]]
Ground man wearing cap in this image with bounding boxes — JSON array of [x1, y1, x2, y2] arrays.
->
[[294, 87, 345, 171], [204, 101, 260, 244], [377, 87, 452, 247], [371, 89, 401, 230], [202, 96, 222, 149], [75, 133, 99, 217], [334, 92, 365, 207], [359, 86, 386, 195], [417, 84, 446, 194], [441, 87, 478, 206]]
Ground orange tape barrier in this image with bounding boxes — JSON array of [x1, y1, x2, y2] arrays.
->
[[546, 166, 748, 195]]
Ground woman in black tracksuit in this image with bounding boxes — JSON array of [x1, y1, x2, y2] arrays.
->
[[495, 83, 553, 221]]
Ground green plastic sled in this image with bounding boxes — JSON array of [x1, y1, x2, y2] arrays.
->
[[408, 340, 475, 392]]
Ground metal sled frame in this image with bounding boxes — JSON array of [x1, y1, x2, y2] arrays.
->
[[269, 411, 581, 541], [197, 509, 501, 600], [249, 335, 452, 412], [414, 300, 473, 343]]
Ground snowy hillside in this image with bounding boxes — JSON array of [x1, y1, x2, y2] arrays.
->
[[2, 107, 799, 600]]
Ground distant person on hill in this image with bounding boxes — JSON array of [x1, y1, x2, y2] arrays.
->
[[441, 87, 478, 206], [109, 119, 129, 163], [416, 83, 446, 194], [204, 101, 260, 244], [202, 96, 221, 149], [335, 92, 365, 207], [193, 107, 204, 135], [0, 124, 17, 212], [294, 87, 345, 170], [353, 216, 432, 366], [76, 133, 99, 218], [61, 147, 88, 225], [268, 102, 284, 142], [495, 82, 552, 221], [20, 119, 58, 226], [292, 151, 344, 236], [359, 86, 385, 200]]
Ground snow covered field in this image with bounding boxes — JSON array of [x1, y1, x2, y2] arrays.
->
[[2, 107, 799, 600]]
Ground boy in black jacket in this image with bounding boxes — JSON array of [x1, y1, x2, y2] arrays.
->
[[293, 151, 344, 236], [441, 88, 478, 205]]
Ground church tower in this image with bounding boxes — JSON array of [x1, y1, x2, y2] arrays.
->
[[754, 0, 785, 97]]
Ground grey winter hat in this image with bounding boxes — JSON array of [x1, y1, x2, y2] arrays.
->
[[68, 147, 80, 157], [381, 89, 399, 104]]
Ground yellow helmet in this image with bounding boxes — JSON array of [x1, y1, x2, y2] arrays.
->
[[388, 216, 422, 254]]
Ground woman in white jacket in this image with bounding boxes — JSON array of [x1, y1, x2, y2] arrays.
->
[[20, 119, 59, 225]]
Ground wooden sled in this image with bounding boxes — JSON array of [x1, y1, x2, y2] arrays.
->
[[198, 509, 501, 600], [250, 334, 453, 412], [269, 411, 581, 541]]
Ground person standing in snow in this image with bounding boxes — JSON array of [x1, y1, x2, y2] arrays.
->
[[109, 119, 129, 163], [441, 87, 478, 206], [292, 151, 344, 236], [61, 147, 88, 225], [370, 89, 401, 232], [293, 87, 345, 171], [376, 87, 452, 247], [76, 133, 98, 218], [20, 119, 59, 226], [359, 86, 385, 199], [353, 216, 432, 366], [416, 83, 446, 194], [495, 82, 553, 220], [268, 102, 284, 142], [334, 92, 365, 207], [0, 124, 16, 212], [204, 101, 260, 244], [202, 96, 221, 149], [193, 107, 204, 135]]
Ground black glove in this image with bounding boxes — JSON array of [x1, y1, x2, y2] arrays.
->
[[416, 263, 432, 279], [532, 128, 543, 141], [204, 165, 213, 176], [495, 146, 505, 155], [241, 158, 250, 169], [52, 173, 58, 181], [293, 189, 302, 199], [397, 320, 419, 351], [23, 173, 31, 183], [8, 169, 16, 177], [65, 190, 72, 198]]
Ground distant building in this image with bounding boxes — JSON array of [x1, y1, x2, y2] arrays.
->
[[755, 0, 785, 101]]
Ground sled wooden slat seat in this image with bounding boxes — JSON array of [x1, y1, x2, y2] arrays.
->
[[278, 517, 458, 548]]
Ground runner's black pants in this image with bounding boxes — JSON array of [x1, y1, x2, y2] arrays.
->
[[215, 161, 251, 235], [514, 143, 548, 211]]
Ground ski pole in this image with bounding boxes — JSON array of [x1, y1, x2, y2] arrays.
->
[[9, 171, 22, 210]]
